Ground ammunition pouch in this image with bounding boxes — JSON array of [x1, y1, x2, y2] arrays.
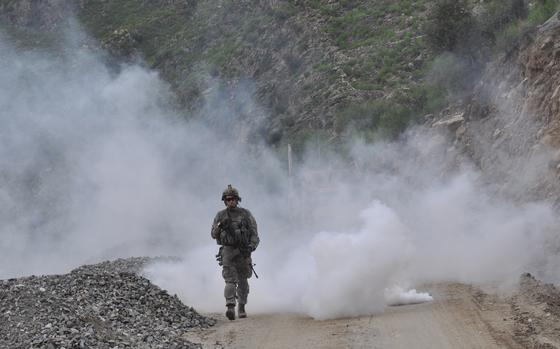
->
[[219, 229, 237, 246], [218, 216, 252, 250]]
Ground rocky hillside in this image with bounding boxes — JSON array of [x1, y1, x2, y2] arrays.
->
[[0, 0, 437, 150], [432, 10, 560, 204], [1, 0, 559, 157]]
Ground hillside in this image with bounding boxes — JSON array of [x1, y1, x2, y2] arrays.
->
[[0, 0, 439, 150], [432, 9, 560, 203], [4, 1, 557, 150]]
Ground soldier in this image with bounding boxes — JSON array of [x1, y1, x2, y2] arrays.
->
[[211, 185, 259, 320]]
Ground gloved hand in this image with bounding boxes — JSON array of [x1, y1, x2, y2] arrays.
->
[[220, 218, 232, 229]]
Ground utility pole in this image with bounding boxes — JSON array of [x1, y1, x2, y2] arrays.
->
[[288, 143, 293, 177], [287, 143, 295, 229]]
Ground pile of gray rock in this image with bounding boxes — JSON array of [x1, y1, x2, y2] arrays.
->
[[519, 272, 560, 318], [0, 257, 215, 349]]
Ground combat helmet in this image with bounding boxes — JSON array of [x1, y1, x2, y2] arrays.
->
[[221, 184, 242, 202]]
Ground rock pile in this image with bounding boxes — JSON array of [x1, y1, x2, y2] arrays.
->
[[508, 273, 560, 348], [519, 272, 560, 318], [0, 257, 215, 349]]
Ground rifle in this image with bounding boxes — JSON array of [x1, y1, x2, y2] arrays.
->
[[238, 245, 259, 279], [250, 263, 259, 279]]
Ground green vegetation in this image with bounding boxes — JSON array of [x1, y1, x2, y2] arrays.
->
[[77, 0, 292, 108], [206, 40, 246, 76], [298, 0, 435, 140], [424, 0, 474, 54], [495, 0, 560, 51], [0, 23, 61, 51], [426, 0, 559, 57], [4, 0, 558, 148], [270, 2, 298, 21], [423, 0, 559, 97], [336, 84, 446, 140], [312, 0, 429, 88], [79, 2, 197, 52], [309, 0, 559, 142], [528, 0, 560, 24], [326, 0, 559, 142]]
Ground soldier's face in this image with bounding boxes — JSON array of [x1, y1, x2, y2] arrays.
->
[[225, 197, 238, 208]]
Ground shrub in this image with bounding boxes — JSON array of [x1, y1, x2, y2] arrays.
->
[[336, 99, 417, 139], [425, 0, 475, 53], [479, 0, 527, 34], [427, 52, 481, 94], [474, 0, 527, 51], [494, 20, 525, 51], [527, 0, 559, 26], [425, 0, 534, 58], [408, 85, 447, 115], [271, 3, 297, 21], [494, 0, 559, 51]]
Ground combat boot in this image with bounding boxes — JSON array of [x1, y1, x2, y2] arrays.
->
[[238, 303, 247, 318], [225, 305, 236, 321]]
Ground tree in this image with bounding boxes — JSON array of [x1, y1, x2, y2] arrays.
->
[[425, 0, 475, 53]]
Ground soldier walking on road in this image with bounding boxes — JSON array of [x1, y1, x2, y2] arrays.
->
[[211, 185, 259, 320]]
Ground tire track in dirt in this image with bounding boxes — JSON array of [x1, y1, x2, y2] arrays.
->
[[183, 282, 560, 349]]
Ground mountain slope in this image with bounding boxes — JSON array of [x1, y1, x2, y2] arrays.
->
[[0, 0, 436, 148]]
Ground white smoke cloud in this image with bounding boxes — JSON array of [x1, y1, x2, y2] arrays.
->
[[1, 25, 559, 320], [385, 286, 433, 306], [146, 157, 556, 319]]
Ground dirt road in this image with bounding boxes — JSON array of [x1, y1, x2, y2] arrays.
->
[[184, 282, 560, 349]]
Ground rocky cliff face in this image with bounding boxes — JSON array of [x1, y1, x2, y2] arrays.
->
[[520, 13, 560, 146], [433, 12, 560, 203]]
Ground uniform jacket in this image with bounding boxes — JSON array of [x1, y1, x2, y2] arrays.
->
[[211, 207, 259, 250]]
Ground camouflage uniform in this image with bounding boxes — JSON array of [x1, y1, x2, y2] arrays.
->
[[211, 206, 259, 307]]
